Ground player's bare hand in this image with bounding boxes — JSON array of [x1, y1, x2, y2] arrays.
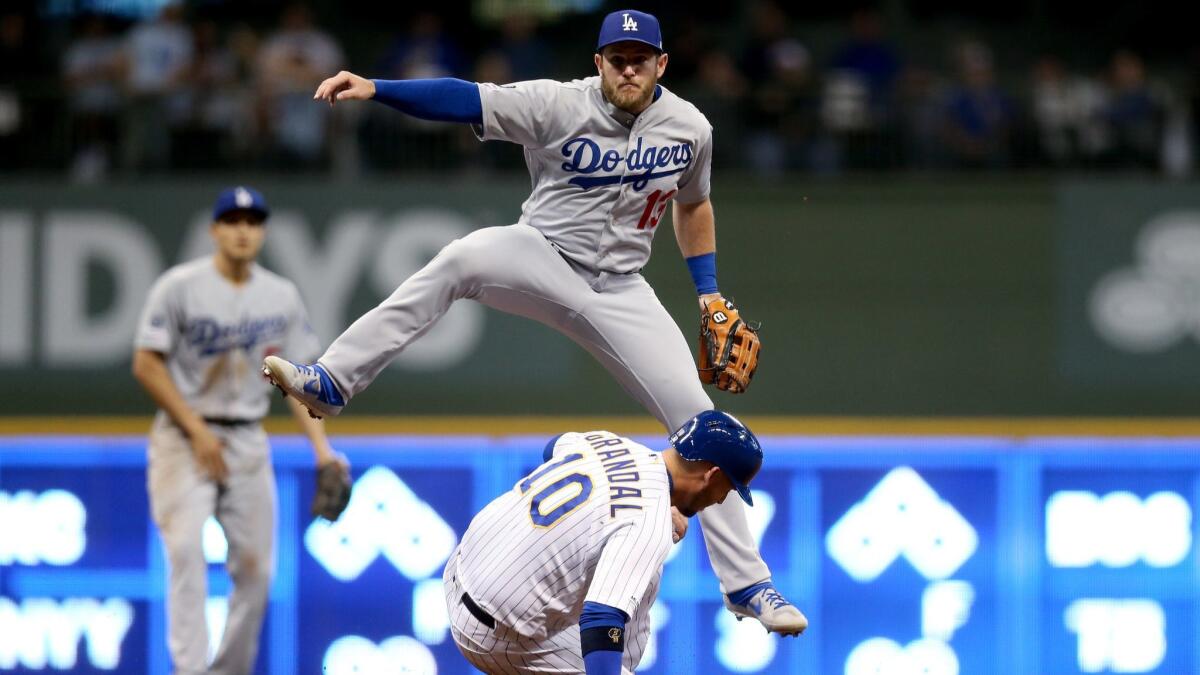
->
[[671, 506, 688, 544], [698, 292, 721, 310], [189, 427, 228, 482], [313, 70, 375, 106]]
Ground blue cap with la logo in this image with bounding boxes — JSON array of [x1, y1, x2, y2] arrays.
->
[[212, 186, 270, 221], [596, 9, 663, 53]]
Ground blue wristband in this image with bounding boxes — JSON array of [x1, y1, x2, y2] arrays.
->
[[685, 252, 718, 295], [371, 78, 483, 124], [580, 601, 627, 672]]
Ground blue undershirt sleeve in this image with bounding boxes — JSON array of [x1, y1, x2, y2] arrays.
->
[[370, 78, 483, 124], [580, 601, 627, 675], [542, 434, 564, 462]]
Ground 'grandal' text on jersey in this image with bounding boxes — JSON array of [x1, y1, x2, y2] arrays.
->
[[583, 433, 646, 517]]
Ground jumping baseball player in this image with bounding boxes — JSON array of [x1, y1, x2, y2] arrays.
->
[[263, 9, 805, 634], [132, 187, 351, 675], [446, 410, 772, 674]]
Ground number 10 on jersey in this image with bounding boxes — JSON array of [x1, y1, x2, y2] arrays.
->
[[520, 453, 594, 528]]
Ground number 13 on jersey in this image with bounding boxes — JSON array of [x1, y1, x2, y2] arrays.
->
[[636, 189, 677, 230]]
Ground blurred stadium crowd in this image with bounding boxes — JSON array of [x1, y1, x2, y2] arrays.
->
[[0, 0, 1195, 181]]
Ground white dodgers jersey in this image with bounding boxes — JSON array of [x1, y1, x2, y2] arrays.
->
[[475, 76, 713, 274], [455, 431, 674, 668], [134, 258, 320, 421]]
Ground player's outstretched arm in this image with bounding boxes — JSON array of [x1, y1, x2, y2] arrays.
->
[[314, 70, 376, 105], [315, 71, 483, 125]]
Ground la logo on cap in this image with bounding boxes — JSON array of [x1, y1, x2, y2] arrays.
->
[[235, 187, 253, 208], [622, 12, 637, 31]]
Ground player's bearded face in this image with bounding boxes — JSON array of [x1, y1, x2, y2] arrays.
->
[[596, 44, 667, 114], [211, 212, 267, 263]]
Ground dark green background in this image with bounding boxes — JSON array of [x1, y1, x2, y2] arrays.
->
[[2, 176, 1197, 416]]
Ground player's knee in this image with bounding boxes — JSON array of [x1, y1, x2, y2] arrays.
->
[[438, 234, 493, 286], [227, 551, 273, 588], [165, 539, 206, 572]]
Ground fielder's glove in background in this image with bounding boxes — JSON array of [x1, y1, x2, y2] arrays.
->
[[312, 458, 352, 521], [697, 296, 761, 394]]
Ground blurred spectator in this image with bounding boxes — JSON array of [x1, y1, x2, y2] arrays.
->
[[119, 1, 194, 171], [0, 11, 34, 170], [660, 15, 709, 84], [361, 11, 464, 170], [679, 50, 749, 169], [896, 65, 946, 168], [61, 14, 124, 181], [257, 3, 344, 168], [497, 12, 551, 82], [461, 51, 524, 171], [172, 20, 253, 168], [941, 39, 1015, 168], [824, 8, 904, 169], [1099, 49, 1163, 169], [832, 9, 902, 111], [739, 1, 818, 175], [1029, 55, 1107, 167], [376, 11, 465, 80]]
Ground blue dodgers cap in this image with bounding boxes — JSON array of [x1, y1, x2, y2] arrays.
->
[[669, 410, 763, 505], [212, 186, 269, 222], [596, 9, 663, 53]]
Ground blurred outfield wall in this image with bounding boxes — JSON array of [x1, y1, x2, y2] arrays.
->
[[1, 176, 1199, 416]]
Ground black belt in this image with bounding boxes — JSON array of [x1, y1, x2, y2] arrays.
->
[[461, 592, 496, 629], [203, 417, 260, 427]]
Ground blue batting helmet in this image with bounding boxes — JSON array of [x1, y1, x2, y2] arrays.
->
[[669, 410, 762, 505]]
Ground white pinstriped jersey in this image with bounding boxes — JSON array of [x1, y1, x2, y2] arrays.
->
[[455, 430, 673, 667]]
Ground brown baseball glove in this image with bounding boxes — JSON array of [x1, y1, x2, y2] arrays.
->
[[697, 296, 761, 394], [313, 458, 352, 521]]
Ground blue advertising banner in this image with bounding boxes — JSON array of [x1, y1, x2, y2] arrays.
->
[[2, 435, 1198, 674]]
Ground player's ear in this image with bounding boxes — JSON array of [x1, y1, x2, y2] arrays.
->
[[657, 51, 668, 78], [594, 52, 603, 74]]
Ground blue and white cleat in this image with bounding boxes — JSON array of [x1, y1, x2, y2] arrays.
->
[[262, 355, 346, 419], [724, 582, 809, 636]]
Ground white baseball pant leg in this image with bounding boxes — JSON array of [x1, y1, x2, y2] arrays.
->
[[147, 421, 275, 675]]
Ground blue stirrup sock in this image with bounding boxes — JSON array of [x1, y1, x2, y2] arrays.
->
[[727, 580, 773, 606]]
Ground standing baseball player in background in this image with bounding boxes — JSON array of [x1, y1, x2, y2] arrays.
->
[[132, 186, 351, 675], [446, 411, 772, 674], [263, 9, 805, 634]]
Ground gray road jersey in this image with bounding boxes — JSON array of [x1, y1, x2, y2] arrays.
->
[[476, 76, 713, 274], [134, 257, 320, 421]]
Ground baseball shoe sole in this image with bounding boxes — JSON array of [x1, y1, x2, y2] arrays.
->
[[262, 355, 345, 419]]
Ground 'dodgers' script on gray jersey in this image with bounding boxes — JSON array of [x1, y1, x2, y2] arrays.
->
[[476, 76, 713, 274], [135, 258, 320, 421]]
